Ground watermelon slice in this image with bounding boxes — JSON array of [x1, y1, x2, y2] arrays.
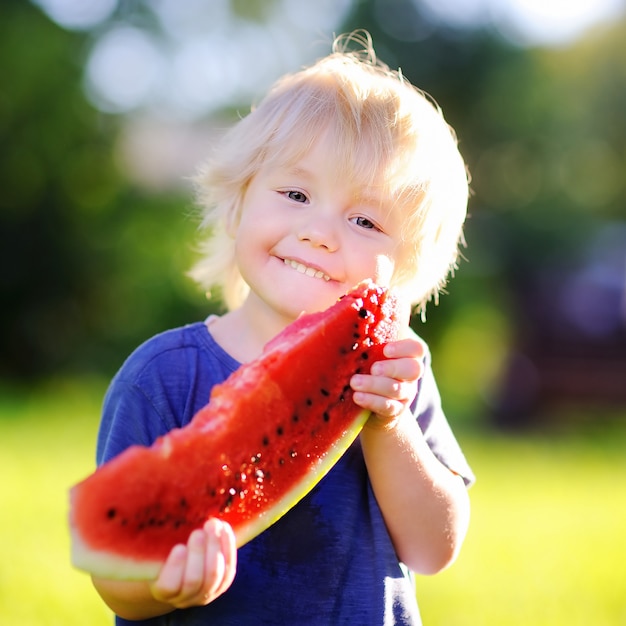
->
[[69, 281, 400, 580]]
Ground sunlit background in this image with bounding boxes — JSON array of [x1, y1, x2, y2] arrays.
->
[[1, 1, 625, 624]]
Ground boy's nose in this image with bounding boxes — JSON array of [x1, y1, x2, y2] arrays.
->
[[297, 215, 339, 251]]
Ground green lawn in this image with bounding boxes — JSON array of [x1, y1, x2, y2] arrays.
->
[[417, 424, 626, 625], [1, 381, 625, 625], [0, 379, 112, 625]]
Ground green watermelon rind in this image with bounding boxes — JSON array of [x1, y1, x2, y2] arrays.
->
[[70, 408, 371, 581]]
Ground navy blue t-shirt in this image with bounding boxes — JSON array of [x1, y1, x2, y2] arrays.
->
[[97, 322, 474, 625]]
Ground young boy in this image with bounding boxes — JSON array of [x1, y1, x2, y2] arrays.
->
[[92, 30, 474, 625]]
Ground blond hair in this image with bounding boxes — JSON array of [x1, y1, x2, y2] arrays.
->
[[189, 30, 469, 313]]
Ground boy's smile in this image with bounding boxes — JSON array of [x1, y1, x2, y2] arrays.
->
[[281, 257, 332, 282]]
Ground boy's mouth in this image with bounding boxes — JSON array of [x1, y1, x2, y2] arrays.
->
[[283, 258, 331, 282]]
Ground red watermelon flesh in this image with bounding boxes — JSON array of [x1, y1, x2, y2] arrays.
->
[[69, 281, 400, 580]]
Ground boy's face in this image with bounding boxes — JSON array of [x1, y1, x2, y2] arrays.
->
[[232, 131, 408, 324]]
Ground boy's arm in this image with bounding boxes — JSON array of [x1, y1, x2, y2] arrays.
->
[[92, 518, 237, 620], [351, 337, 471, 575], [92, 577, 173, 620], [360, 413, 470, 574]]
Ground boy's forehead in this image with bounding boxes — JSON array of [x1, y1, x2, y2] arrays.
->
[[270, 132, 392, 183]]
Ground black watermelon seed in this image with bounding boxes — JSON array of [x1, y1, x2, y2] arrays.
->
[[323, 412, 330, 422], [276, 426, 284, 436], [292, 414, 299, 423], [106, 508, 117, 520], [320, 388, 330, 397], [262, 436, 270, 446], [358, 307, 368, 318]]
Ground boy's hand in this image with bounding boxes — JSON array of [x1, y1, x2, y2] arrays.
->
[[351, 336, 426, 429], [150, 518, 237, 610]]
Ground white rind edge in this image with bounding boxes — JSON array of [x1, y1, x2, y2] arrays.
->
[[70, 409, 371, 581], [70, 530, 163, 580]]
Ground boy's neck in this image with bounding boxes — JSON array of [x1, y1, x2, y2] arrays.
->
[[207, 301, 293, 363]]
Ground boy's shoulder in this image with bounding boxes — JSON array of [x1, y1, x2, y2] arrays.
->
[[120, 322, 208, 374], [113, 321, 240, 392]]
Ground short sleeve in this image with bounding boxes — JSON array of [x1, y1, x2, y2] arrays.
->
[[414, 350, 475, 487], [96, 380, 176, 465], [95, 323, 228, 467]]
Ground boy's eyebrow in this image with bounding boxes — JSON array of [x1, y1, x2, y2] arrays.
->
[[355, 189, 385, 207], [284, 164, 315, 179]]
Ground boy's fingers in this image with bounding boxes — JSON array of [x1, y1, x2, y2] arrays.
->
[[201, 519, 237, 598], [383, 337, 425, 359], [352, 373, 416, 404], [202, 520, 226, 598], [371, 357, 423, 382], [152, 521, 237, 609], [217, 520, 237, 592], [180, 529, 209, 597], [353, 391, 405, 420], [152, 543, 187, 601]]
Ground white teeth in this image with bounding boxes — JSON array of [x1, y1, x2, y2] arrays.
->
[[284, 259, 330, 281]]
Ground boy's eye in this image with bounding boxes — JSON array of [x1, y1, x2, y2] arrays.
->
[[352, 216, 379, 231], [286, 190, 308, 203]]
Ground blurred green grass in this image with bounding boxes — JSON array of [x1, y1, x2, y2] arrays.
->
[[0, 379, 112, 626], [417, 423, 626, 625], [1, 381, 625, 625]]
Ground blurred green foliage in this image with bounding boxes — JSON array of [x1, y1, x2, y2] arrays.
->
[[2, 0, 625, 426], [0, 1, 213, 381]]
